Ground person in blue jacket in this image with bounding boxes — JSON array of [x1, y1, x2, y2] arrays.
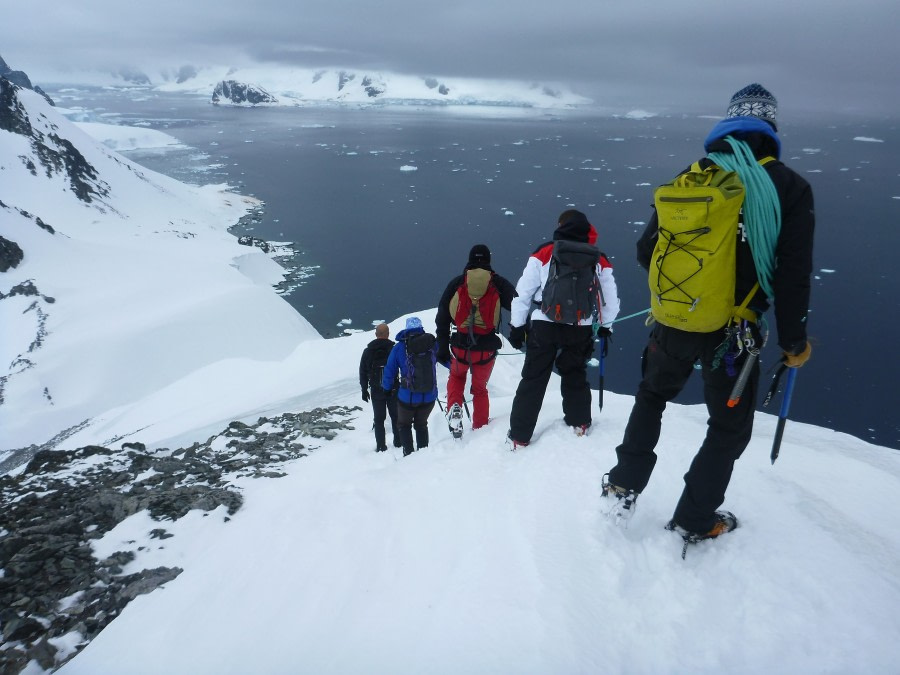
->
[[382, 316, 439, 456]]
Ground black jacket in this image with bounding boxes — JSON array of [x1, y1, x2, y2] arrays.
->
[[637, 132, 814, 353], [435, 264, 517, 352], [359, 337, 396, 397]]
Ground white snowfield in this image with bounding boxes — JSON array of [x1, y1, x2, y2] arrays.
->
[[59, 330, 900, 674], [2, 83, 899, 675]]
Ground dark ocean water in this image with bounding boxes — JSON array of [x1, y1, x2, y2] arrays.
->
[[51, 87, 900, 450]]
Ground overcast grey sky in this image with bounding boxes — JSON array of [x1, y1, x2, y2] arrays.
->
[[5, 0, 897, 115]]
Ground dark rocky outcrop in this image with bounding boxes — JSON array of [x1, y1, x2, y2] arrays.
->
[[0, 78, 109, 203], [0, 54, 54, 106], [361, 76, 384, 98], [0, 236, 24, 273], [237, 234, 274, 253], [0, 405, 360, 673], [212, 81, 277, 106]]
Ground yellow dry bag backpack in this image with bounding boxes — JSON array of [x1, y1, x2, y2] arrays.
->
[[649, 158, 770, 332]]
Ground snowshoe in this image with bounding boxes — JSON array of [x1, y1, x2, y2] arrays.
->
[[447, 403, 464, 439], [573, 424, 590, 437], [600, 473, 638, 527], [666, 511, 739, 559]]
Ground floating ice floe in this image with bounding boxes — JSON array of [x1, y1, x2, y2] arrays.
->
[[820, 269, 836, 274], [337, 318, 353, 326], [400, 165, 418, 171], [853, 136, 884, 143]]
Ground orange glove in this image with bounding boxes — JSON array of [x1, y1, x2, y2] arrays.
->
[[783, 342, 812, 368]]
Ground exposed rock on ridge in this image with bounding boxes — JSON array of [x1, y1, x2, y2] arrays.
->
[[212, 80, 277, 105], [0, 406, 359, 674], [0, 54, 54, 106]]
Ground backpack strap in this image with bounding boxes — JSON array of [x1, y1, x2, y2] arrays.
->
[[732, 282, 760, 324]]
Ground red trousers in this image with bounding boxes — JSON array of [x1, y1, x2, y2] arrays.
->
[[447, 346, 496, 429]]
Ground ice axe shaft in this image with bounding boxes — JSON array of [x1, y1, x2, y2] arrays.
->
[[770, 367, 798, 464]]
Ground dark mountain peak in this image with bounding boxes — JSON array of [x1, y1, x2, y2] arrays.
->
[[0, 53, 54, 106], [0, 79, 107, 203], [212, 80, 277, 106]]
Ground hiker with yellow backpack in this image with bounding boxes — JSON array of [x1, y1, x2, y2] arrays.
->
[[601, 84, 815, 552], [435, 245, 517, 437]]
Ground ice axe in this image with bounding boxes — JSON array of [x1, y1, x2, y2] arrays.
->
[[765, 365, 798, 464]]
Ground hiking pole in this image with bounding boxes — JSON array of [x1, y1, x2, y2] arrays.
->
[[770, 367, 798, 465], [597, 336, 606, 411]]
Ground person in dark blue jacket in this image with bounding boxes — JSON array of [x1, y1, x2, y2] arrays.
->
[[382, 317, 439, 456]]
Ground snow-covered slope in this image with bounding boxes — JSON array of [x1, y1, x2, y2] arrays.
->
[[0, 80, 319, 453], [55, 311, 900, 675]]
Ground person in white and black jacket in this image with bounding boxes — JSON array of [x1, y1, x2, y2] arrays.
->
[[506, 210, 620, 448]]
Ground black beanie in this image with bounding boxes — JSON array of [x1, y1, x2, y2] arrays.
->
[[468, 244, 491, 265], [554, 209, 590, 243]]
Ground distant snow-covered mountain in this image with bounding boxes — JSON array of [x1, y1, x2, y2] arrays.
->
[[39, 63, 592, 108], [166, 66, 591, 107]]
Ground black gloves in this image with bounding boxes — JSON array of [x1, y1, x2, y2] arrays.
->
[[508, 325, 526, 350], [436, 338, 451, 365], [361, 388, 370, 402], [597, 326, 613, 339]]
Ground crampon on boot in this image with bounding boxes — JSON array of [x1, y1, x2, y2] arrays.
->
[[506, 431, 529, 451], [601, 473, 638, 527], [666, 511, 739, 559]]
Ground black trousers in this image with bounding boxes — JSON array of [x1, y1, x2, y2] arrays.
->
[[609, 323, 759, 533], [509, 321, 594, 443], [371, 392, 399, 450], [397, 400, 436, 454]]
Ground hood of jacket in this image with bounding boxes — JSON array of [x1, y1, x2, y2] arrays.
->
[[396, 326, 424, 342]]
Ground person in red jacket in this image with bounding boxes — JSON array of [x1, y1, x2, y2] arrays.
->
[[435, 245, 517, 436]]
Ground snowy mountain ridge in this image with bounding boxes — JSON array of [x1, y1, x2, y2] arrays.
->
[[38, 64, 592, 108], [0, 78, 318, 455], [1, 75, 899, 675]]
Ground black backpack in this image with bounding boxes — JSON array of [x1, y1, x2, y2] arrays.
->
[[540, 240, 601, 324], [369, 342, 392, 391], [402, 332, 437, 394]]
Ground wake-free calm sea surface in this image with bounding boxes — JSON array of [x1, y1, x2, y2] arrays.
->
[[53, 87, 899, 450]]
